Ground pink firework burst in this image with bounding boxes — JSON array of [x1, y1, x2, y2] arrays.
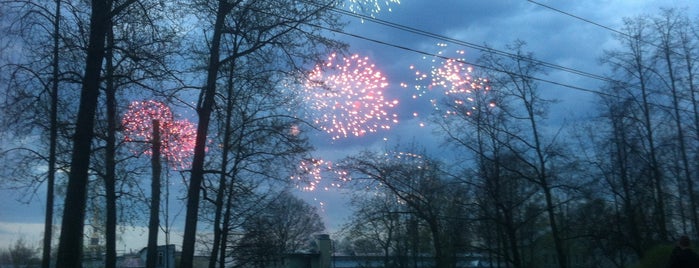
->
[[406, 43, 493, 121], [122, 100, 196, 169], [429, 57, 492, 116], [304, 53, 399, 140]]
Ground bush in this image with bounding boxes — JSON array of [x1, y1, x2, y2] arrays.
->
[[632, 244, 675, 268]]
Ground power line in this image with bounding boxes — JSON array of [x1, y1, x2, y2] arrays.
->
[[526, 0, 686, 57], [316, 3, 617, 85], [310, 20, 697, 115], [250, 4, 695, 113], [527, 0, 629, 38], [308, 20, 609, 97], [252, 4, 607, 95], [314, 3, 699, 111], [308, 1, 699, 112], [314, 20, 695, 114]]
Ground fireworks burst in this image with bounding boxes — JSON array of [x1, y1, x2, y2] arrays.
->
[[406, 43, 493, 124], [122, 100, 197, 169], [303, 53, 399, 140], [290, 158, 346, 192], [291, 158, 326, 192], [344, 0, 401, 18]]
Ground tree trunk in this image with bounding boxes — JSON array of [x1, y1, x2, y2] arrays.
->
[[638, 63, 667, 241], [683, 29, 699, 241], [42, 1, 60, 267], [208, 63, 236, 268], [147, 120, 162, 268], [104, 18, 117, 268], [523, 70, 567, 268], [504, 208, 522, 268], [542, 183, 566, 268], [219, 180, 236, 268], [611, 113, 644, 257], [427, 217, 449, 268], [663, 39, 698, 238], [56, 0, 110, 266], [208, 165, 226, 268], [181, 1, 229, 266]]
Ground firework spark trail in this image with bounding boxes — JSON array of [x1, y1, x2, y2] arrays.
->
[[291, 157, 353, 213], [429, 57, 492, 116], [344, 0, 401, 18], [290, 158, 326, 192], [405, 43, 493, 124], [290, 158, 348, 192], [304, 53, 399, 140], [122, 100, 197, 169], [293, 152, 425, 191]]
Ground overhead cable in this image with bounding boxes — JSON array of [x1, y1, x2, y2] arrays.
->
[[526, 0, 686, 57], [248, 5, 694, 113], [307, 1, 617, 84]]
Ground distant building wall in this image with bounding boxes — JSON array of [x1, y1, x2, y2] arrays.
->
[[316, 234, 331, 268], [275, 234, 332, 268], [284, 253, 317, 268], [138, 244, 175, 268], [80, 244, 213, 268]]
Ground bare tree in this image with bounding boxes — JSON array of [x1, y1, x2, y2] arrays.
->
[[598, 96, 650, 259], [202, 55, 315, 267], [56, 0, 139, 266], [45, 2, 60, 267], [179, 0, 344, 266], [103, 18, 119, 268], [229, 190, 325, 268], [651, 8, 698, 238], [0, 238, 41, 267], [601, 16, 670, 244], [339, 150, 460, 267], [344, 188, 405, 267], [432, 64, 540, 267], [0, 2, 75, 267], [477, 40, 570, 268]]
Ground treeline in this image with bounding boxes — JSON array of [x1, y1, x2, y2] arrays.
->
[[337, 9, 699, 268]]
